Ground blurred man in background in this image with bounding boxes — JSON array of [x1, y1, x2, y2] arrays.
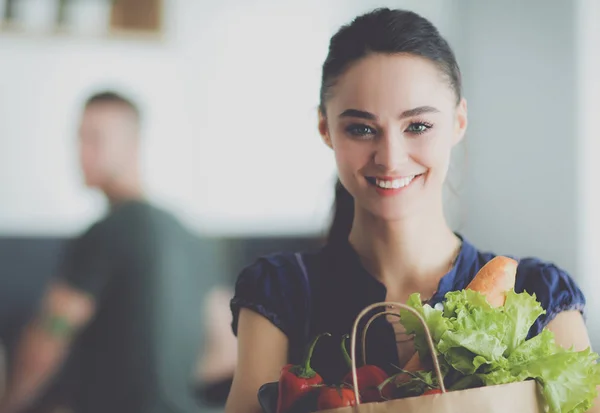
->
[[0, 91, 209, 413]]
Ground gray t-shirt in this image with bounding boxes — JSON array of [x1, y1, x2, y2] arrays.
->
[[60, 200, 209, 413]]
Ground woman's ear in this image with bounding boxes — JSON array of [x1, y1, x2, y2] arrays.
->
[[453, 98, 468, 145], [318, 110, 333, 149]]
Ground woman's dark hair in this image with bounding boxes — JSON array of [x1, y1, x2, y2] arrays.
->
[[323, 8, 462, 244], [327, 179, 355, 244]]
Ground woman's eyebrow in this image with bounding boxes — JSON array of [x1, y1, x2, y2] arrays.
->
[[338, 109, 376, 120], [338, 106, 440, 120], [398, 106, 440, 119]]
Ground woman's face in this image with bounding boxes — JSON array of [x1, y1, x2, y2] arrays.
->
[[319, 53, 467, 221]]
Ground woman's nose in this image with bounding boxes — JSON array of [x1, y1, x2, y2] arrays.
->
[[373, 132, 409, 171]]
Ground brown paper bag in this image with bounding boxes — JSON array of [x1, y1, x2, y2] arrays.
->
[[319, 380, 544, 413], [320, 301, 546, 413]]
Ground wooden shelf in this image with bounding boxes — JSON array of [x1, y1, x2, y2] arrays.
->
[[0, 0, 164, 42], [111, 0, 162, 33]]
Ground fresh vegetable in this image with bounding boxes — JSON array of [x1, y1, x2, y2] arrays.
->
[[340, 334, 393, 402], [398, 288, 600, 413], [400, 256, 519, 376], [423, 388, 442, 395], [317, 386, 357, 410], [380, 367, 439, 399], [277, 333, 330, 413]]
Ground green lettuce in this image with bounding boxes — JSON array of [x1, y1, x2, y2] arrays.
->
[[502, 290, 546, 354], [400, 290, 600, 413], [398, 293, 452, 360], [507, 330, 600, 413]]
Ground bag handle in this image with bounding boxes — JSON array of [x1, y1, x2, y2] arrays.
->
[[349, 302, 446, 405], [361, 311, 401, 366]]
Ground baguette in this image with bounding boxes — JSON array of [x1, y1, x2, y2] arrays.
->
[[465, 256, 518, 307]]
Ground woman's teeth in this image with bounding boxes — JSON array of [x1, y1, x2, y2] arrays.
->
[[375, 176, 416, 189]]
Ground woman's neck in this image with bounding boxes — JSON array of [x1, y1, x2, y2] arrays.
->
[[348, 205, 461, 294]]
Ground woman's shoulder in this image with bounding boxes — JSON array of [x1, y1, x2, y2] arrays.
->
[[514, 256, 586, 325], [233, 249, 322, 291], [230, 248, 324, 339], [462, 241, 586, 333]]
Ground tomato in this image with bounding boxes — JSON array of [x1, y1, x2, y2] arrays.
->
[[317, 386, 357, 409]]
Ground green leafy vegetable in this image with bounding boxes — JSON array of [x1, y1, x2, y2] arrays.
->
[[400, 290, 600, 413], [502, 290, 546, 355], [443, 289, 493, 317], [386, 368, 438, 399], [398, 293, 451, 360]]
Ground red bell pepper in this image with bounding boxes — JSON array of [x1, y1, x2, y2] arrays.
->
[[317, 385, 357, 410], [277, 332, 330, 413], [341, 334, 393, 402]]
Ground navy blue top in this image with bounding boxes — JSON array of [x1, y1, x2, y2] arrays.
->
[[230, 235, 586, 384]]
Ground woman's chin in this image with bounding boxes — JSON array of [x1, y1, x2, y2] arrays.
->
[[359, 202, 417, 223]]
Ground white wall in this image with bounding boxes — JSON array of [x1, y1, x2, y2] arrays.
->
[[0, 0, 454, 237], [455, 0, 579, 275], [576, 0, 600, 345], [170, 0, 336, 236]]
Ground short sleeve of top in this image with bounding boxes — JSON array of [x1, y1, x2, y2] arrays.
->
[[230, 254, 309, 343], [59, 219, 116, 300], [513, 257, 586, 336]]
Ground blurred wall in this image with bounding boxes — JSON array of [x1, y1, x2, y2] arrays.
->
[[456, 0, 578, 273], [577, 0, 600, 346]]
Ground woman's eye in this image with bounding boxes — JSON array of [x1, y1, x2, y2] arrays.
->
[[346, 124, 376, 138], [406, 122, 433, 135]]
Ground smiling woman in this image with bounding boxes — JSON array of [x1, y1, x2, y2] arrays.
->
[[224, 8, 594, 413]]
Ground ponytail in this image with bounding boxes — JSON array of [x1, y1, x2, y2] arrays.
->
[[326, 179, 354, 245]]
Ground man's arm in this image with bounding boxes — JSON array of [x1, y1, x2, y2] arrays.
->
[[197, 286, 237, 383], [0, 282, 95, 413], [195, 286, 237, 406]]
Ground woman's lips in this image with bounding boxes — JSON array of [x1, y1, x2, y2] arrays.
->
[[365, 174, 424, 195]]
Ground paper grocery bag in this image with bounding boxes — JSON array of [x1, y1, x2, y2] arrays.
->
[[325, 302, 545, 413], [259, 301, 546, 413], [317, 380, 544, 413], [257, 377, 544, 413]]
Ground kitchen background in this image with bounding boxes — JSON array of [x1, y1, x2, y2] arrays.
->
[[0, 0, 598, 411]]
